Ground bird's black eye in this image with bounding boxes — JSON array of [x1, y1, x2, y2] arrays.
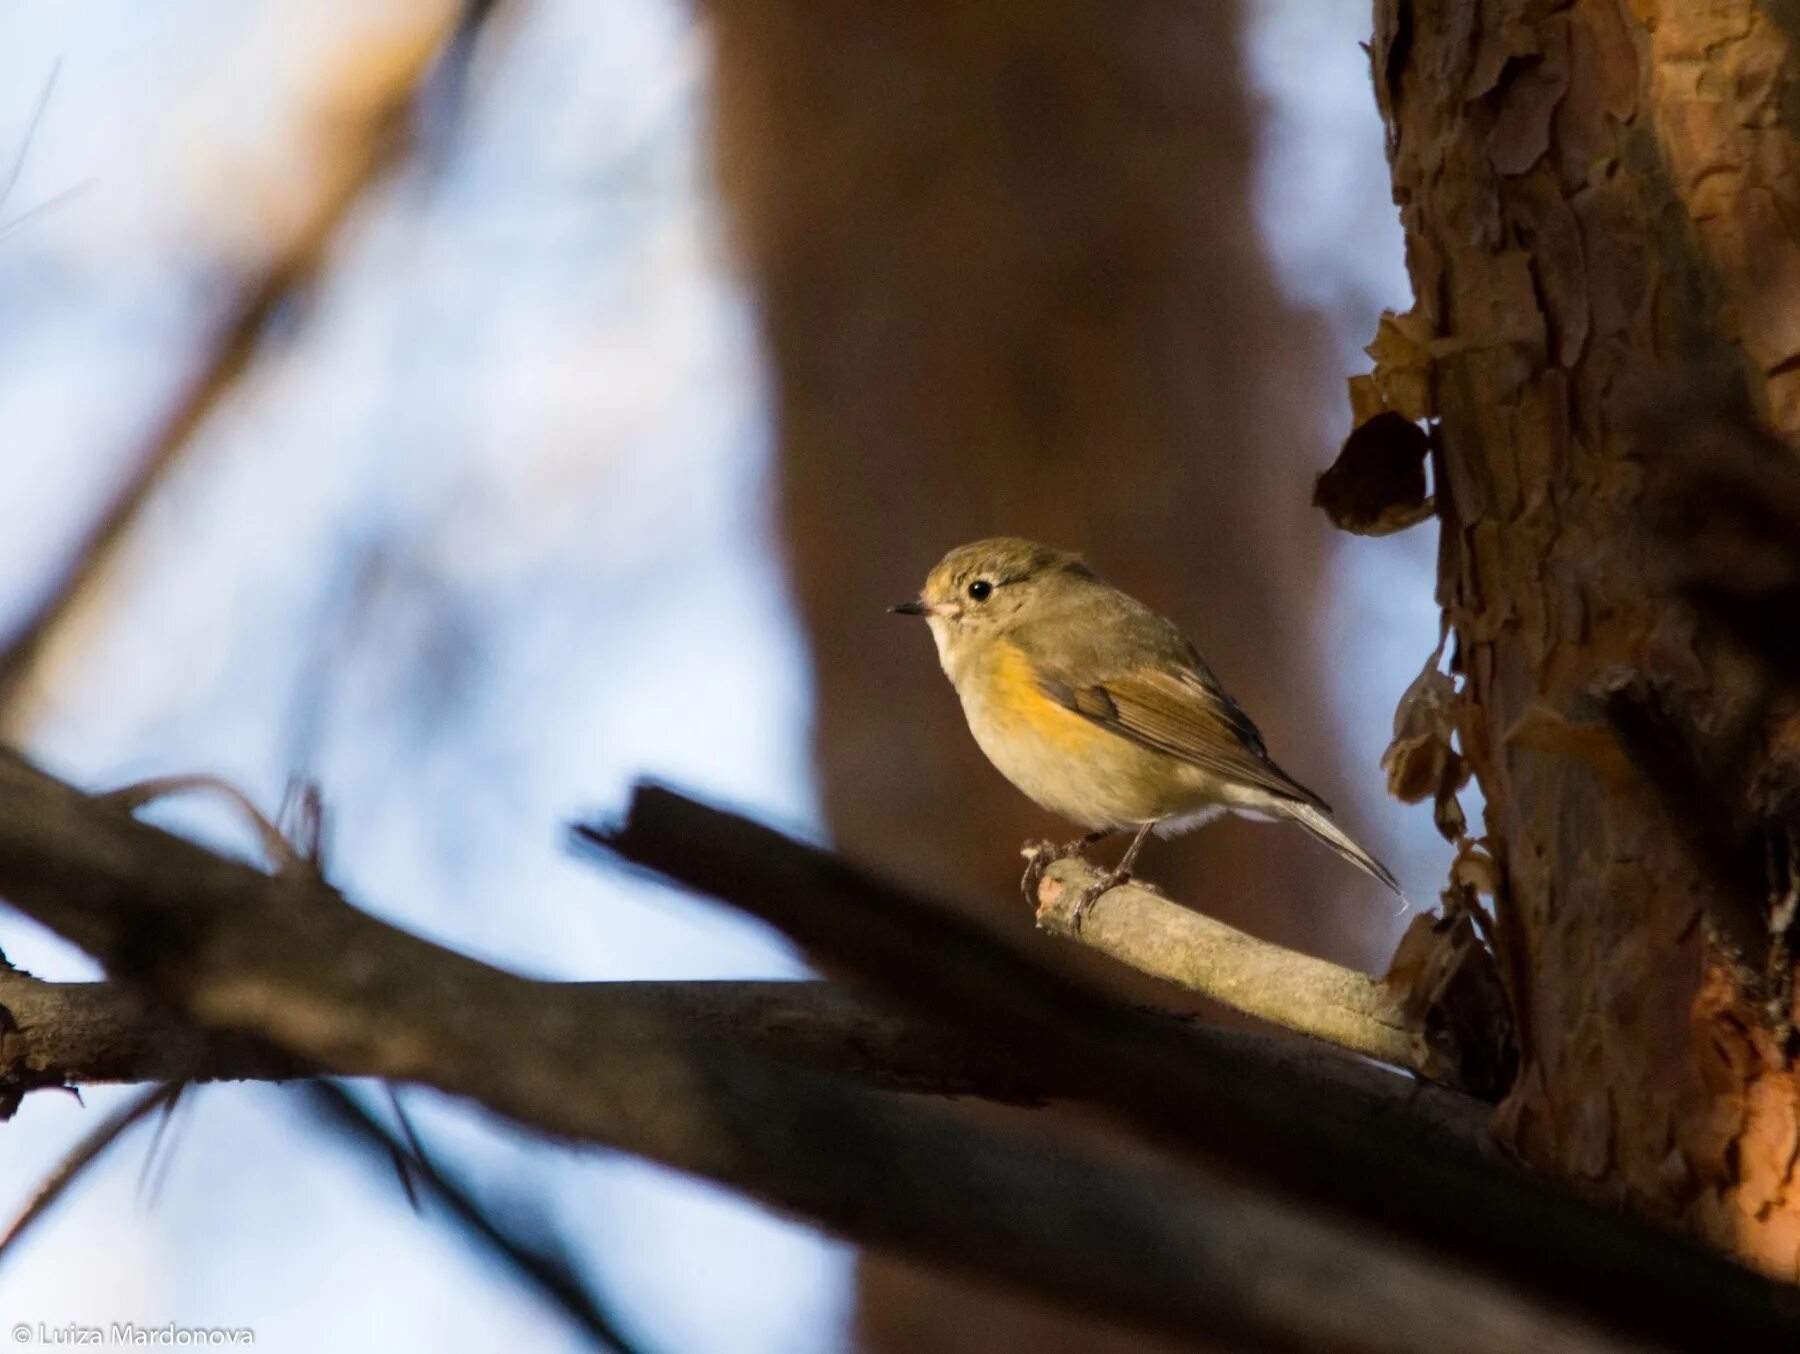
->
[[967, 578, 993, 602]]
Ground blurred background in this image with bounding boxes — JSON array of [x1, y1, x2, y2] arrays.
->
[[0, 2, 1434, 1351]]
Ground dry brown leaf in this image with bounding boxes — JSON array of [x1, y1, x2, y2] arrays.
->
[[1382, 648, 1472, 843], [1346, 373, 1387, 428], [1314, 412, 1435, 537], [1382, 896, 1516, 1098], [1362, 309, 1439, 422], [1449, 840, 1501, 899], [1433, 786, 1468, 841]]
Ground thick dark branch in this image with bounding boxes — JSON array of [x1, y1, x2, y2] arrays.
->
[[0, 751, 1629, 1354], [587, 783, 1800, 1352], [0, 969, 1492, 1154], [0, 971, 305, 1105], [0, 972, 1040, 1101]]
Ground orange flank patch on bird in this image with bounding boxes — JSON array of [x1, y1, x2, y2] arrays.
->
[[986, 643, 1110, 756]]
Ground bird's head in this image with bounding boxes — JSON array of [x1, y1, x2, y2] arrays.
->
[[890, 537, 1094, 679]]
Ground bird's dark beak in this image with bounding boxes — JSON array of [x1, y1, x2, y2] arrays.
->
[[889, 600, 928, 616]]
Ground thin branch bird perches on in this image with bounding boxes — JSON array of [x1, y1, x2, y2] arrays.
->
[[1033, 854, 1515, 1097], [1034, 856, 1414, 1060]]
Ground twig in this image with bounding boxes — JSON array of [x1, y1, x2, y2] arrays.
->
[[383, 1082, 429, 1211], [132, 1081, 189, 1207], [0, 17, 460, 724], [0, 751, 1659, 1352], [305, 1080, 645, 1354], [1033, 857, 1416, 1069], [99, 774, 303, 874], [0, 62, 62, 226], [0, 1083, 178, 1267]]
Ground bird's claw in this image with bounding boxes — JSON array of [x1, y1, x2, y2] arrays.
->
[[1019, 840, 1057, 906], [1019, 836, 1102, 907], [1069, 868, 1130, 933]]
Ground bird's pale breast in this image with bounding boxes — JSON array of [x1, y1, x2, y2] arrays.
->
[[958, 642, 1229, 830]]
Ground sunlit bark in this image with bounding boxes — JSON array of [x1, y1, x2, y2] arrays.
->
[[1374, 0, 1800, 1274]]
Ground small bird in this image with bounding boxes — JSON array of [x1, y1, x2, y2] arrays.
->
[[891, 537, 1400, 925]]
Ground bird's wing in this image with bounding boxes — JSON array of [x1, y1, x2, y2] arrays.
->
[[1035, 662, 1329, 811]]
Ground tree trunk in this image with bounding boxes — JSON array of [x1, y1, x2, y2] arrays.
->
[[708, 0, 1372, 1347], [1374, 0, 1800, 1273]]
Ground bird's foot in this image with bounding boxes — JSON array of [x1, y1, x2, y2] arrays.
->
[[1069, 868, 1126, 933], [1068, 864, 1169, 932], [1019, 834, 1106, 907]]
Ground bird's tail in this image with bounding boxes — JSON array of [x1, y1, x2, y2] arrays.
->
[[1277, 801, 1404, 901]]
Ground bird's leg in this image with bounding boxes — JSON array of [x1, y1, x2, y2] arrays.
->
[[1020, 829, 1113, 906], [1070, 821, 1157, 932], [1115, 821, 1154, 876]]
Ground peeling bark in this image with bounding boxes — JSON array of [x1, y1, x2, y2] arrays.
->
[[1372, 0, 1800, 1275]]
